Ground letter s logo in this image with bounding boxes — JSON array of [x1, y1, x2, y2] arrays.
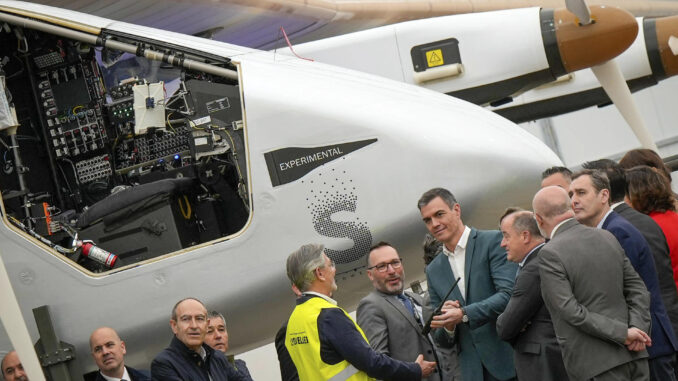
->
[[304, 169, 372, 266]]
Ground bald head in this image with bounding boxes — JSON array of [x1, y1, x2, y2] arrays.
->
[[89, 327, 127, 378], [89, 327, 121, 348], [533, 186, 574, 238], [533, 186, 571, 218]]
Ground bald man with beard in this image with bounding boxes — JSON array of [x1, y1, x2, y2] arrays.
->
[[533, 186, 652, 381]]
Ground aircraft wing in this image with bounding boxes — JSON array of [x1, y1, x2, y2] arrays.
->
[[18, 0, 678, 50]]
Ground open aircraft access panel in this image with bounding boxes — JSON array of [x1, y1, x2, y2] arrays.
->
[[0, 24, 250, 273]]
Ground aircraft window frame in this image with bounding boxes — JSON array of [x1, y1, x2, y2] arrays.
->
[[0, 23, 253, 276]]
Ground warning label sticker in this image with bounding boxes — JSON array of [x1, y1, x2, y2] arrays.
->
[[426, 49, 444, 68]]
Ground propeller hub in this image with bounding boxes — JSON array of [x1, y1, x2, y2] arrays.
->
[[553, 5, 637, 72]]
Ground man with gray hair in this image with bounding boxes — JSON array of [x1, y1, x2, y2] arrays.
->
[[283, 243, 435, 381], [496, 210, 567, 380], [204, 311, 251, 378], [2, 351, 28, 381], [533, 186, 652, 381]]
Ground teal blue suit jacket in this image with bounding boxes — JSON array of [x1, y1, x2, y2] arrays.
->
[[426, 228, 517, 381]]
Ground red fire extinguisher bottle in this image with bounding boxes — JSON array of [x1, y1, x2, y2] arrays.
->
[[80, 241, 117, 268]]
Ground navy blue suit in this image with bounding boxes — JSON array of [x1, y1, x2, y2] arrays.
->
[[151, 336, 252, 381], [603, 211, 678, 378]]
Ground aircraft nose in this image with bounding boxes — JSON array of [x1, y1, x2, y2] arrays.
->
[[551, 5, 638, 72]]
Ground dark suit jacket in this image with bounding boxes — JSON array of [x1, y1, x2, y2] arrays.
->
[[539, 218, 650, 380], [614, 202, 678, 338], [151, 337, 251, 381], [357, 290, 450, 381], [275, 322, 299, 381], [426, 228, 517, 381], [496, 245, 569, 381], [602, 211, 678, 358], [94, 366, 151, 381]]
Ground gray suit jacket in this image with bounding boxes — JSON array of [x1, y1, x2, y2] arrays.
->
[[539, 219, 651, 381], [496, 245, 569, 381], [357, 290, 449, 381]]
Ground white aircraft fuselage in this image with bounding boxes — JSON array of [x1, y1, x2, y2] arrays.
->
[[0, 1, 560, 378]]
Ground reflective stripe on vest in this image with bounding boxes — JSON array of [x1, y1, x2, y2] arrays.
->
[[285, 296, 373, 381], [328, 364, 360, 381]]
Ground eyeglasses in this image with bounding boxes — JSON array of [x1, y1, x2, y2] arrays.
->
[[368, 259, 402, 273]]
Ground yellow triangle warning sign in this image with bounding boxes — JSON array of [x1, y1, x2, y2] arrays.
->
[[426, 49, 444, 68]]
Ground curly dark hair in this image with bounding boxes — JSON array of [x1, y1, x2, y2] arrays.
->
[[625, 165, 676, 214]]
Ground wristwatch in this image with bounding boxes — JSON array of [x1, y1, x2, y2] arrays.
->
[[461, 307, 469, 323]]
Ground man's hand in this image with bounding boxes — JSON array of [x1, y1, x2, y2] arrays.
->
[[414, 354, 437, 377], [625, 327, 652, 352], [431, 300, 463, 330]]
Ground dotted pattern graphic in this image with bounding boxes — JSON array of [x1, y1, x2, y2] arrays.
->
[[303, 163, 372, 264]]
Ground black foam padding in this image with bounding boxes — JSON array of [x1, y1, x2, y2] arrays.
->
[[76, 177, 194, 228]]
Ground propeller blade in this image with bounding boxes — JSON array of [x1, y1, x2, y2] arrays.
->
[[591, 60, 657, 151], [669, 35, 678, 55], [565, 0, 592, 25]]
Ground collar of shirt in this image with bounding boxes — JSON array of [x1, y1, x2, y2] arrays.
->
[[197, 345, 207, 361], [303, 291, 337, 305], [519, 242, 545, 268], [99, 367, 130, 381], [611, 201, 625, 210], [442, 226, 471, 257], [596, 208, 614, 229], [550, 218, 573, 238]]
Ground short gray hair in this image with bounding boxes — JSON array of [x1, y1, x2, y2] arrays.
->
[[417, 188, 458, 210], [509, 211, 543, 238], [499, 206, 524, 225], [287, 244, 326, 292], [208, 311, 227, 328], [171, 297, 206, 321], [1, 351, 15, 377]]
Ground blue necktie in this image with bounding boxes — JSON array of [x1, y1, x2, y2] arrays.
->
[[397, 293, 416, 318]]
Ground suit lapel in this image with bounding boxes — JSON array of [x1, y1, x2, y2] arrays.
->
[[463, 228, 478, 300], [602, 211, 617, 229], [525, 245, 542, 264], [381, 292, 422, 332]]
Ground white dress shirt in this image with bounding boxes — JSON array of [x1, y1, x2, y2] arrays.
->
[[442, 226, 471, 300], [99, 367, 130, 381], [303, 291, 337, 305]]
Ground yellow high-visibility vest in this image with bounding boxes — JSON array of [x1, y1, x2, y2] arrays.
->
[[285, 296, 374, 381]]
